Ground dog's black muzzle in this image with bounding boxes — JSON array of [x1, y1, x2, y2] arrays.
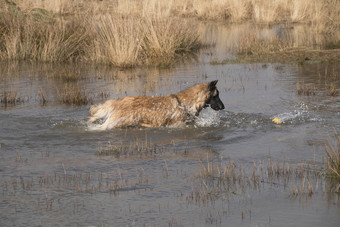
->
[[207, 95, 225, 111]]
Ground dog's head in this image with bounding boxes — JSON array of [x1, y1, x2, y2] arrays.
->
[[205, 80, 225, 111]]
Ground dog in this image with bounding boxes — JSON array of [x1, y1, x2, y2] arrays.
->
[[88, 80, 224, 129]]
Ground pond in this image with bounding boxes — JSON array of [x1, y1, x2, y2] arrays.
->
[[0, 23, 339, 226]]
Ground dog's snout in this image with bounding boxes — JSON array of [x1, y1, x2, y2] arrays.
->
[[214, 101, 224, 110], [219, 102, 225, 110], [209, 96, 225, 111]]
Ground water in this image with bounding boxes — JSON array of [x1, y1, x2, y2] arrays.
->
[[0, 24, 340, 226]]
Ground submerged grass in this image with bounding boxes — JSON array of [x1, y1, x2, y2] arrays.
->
[[324, 132, 340, 192], [95, 139, 199, 159], [96, 140, 159, 158], [188, 157, 323, 205], [1, 166, 149, 200], [296, 81, 316, 96], [2, 140, 339, 224], [189, 133, 340, 205], [296, 68, 339, 97], [0, 86, 26, 107], [57, 83, 92, 105]]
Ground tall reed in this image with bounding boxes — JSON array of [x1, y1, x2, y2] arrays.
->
[[141, 17, 200, 66], [0, 5, 89, 62], [90, 16, 143, 67], [15, 0, 340, 29]]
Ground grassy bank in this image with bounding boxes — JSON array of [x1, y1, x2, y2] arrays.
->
[[0, 1, 200, 66], [227, 49, 340, 64], [14, 0, 340, 29], [0, 0, 339, 66]]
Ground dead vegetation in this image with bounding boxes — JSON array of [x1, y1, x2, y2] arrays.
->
[[186, 132, 340, 206], [1, 135, 339, 225], [296, 68, 339, 97], [324, 132, 340, 192], [96, 140, 162, 158], [57, 83, 92, 105], [296, 81, 316, 96], [14, 0, 340, 30], [187, 157, 323, 206], [95, 139, 203, 159], [1, 0, 339, 66], [0, 0, 201, 67], [0, 87, 26, 107]]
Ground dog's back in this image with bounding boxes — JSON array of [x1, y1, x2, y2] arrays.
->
[[89, 94, 188, 129]]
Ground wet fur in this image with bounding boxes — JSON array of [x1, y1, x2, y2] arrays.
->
[[88, 81, 224, 130]]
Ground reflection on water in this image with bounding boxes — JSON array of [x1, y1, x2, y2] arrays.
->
[[0, 23, 339, 226], [198, 23, 340, 62]]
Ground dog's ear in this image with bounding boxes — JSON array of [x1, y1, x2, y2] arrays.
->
[[209, 80, 218, 91]]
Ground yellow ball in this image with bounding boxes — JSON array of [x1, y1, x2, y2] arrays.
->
[[272, 118, 282, 124]]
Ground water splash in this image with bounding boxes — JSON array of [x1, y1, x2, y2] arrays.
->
[[51, 119, 89, 131], [271, 103, 320, 124], [272, 111, 306, 124], [195, 108, 222, 127]]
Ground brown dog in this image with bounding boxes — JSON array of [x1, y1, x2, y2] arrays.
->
[[88, 80, 224, 129]]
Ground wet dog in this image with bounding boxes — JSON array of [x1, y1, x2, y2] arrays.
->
[[88, 80, 224, 129]]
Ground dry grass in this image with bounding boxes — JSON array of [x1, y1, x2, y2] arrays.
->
[[89, 15, 200, 67], [141, 17, 200, 66], [237, 30, 292, 56], [0, 4, 90, 62], [1, 0, 338, 66], [14, 0, 340, 27], [0, 1, 201, 67], [88, 15, 200, 67], [90, 16, 143, 67], [185, 0, 339, 31]]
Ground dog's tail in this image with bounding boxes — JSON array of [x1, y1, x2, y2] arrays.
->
[[88, 102, 113, 123]]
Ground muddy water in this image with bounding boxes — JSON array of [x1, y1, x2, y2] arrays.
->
[[1, 25, 340, 226]]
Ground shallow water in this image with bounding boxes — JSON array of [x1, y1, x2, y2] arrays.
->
[[1, 24, 340, 226]]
